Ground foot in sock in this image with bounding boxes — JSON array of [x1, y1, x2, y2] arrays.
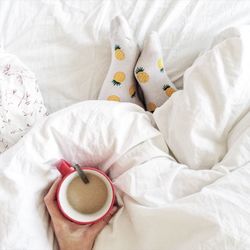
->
[[98, 16, 143, 107], [134, 31, 176, 112]]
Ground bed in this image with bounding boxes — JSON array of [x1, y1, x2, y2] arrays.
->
[[1, 0, 250, 112], [0, 1, 250, 250]]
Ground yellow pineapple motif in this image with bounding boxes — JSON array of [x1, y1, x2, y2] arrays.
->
[[135, 67, 149, 83], [157, 58, 164, 72], [147, 102, 157, 112], [112, 72, 126, 86], [115, 45, 125, 60], [107, 95, 121, 102], [129, 85, 136, 98], [163, 84, 176, 97]]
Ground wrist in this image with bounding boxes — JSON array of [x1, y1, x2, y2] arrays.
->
[[60, 243, 83, 250], [60, 243, 92, 250]]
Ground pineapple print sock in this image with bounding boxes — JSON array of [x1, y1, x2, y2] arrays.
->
[[98, 16, 143, 107], [134, 31, 177, 112]]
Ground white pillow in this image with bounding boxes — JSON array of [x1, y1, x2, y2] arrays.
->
[[153, 26, 250, 169], [0, 51, 47, 153]]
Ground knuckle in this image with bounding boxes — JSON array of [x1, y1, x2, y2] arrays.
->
[[44, 196, 50, 205]]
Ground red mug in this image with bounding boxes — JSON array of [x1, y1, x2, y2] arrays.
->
[[56, 160, 115, 224]]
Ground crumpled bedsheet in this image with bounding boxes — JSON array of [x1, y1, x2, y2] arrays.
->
[[1, 0, 250, 112], [0, 26, 250, 250]]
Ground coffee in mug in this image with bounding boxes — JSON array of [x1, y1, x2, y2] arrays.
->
[[66, 173, 108, 214], [56, 160, 115, 224]]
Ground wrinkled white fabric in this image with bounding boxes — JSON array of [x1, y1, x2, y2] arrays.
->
[[154, 26, 250, 170], [0, 1, 250, 249], [0, 74, 249, 250], [1, 0, 250, 112], [0, 101, 160, 250]]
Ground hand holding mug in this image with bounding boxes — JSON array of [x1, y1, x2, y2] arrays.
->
[[44, 177, 118, 250]]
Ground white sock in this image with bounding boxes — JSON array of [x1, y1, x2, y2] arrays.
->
[[98, 16, 143, 107], [134, 32, 176, 112]]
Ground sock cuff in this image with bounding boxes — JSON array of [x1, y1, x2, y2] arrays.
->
[[143, 31, 162, 53], [110, 16, 134, 41]]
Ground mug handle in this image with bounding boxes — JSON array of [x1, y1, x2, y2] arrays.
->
[[57, 159, 74, 177]]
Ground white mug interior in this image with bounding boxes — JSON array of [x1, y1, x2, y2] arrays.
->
[[58, 169, 114, 223]]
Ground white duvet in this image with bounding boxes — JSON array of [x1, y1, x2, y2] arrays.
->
[[0, 26, 250, 250]]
